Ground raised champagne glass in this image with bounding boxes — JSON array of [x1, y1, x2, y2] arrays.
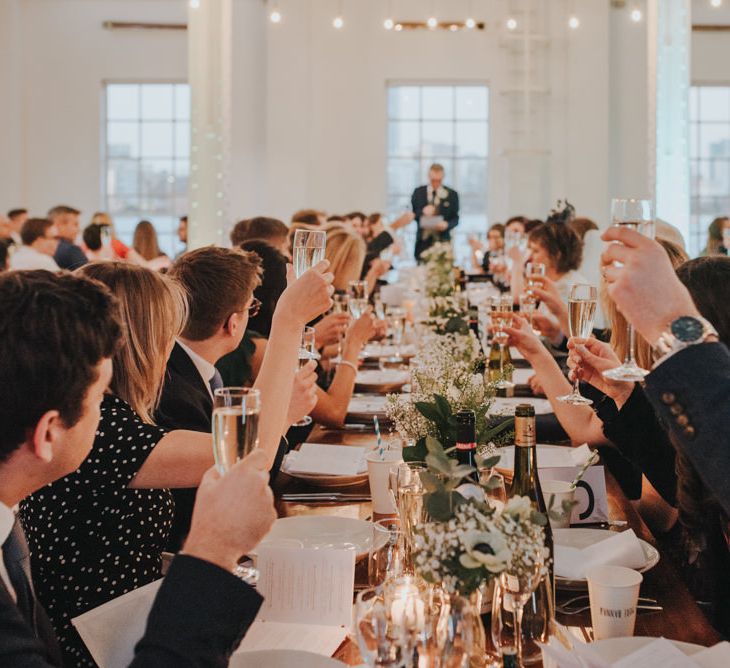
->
[[557, 284, 598, 405], [386, 306, 406, 364], [491, 294, 515, 390], [293, 326, 318, 427], [332, 293, 349, 363], [602, 198, 655, 382], [292, 229, 326, 278]]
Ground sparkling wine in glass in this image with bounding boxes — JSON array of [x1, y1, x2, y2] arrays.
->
[[349, 298, 369, 320], [602, 198, 655, 382], [491, 295, 515, 389], [518, 293, 538, 335], [332, 294, 349, 362], [524, 262, 546, 297], [386, 306, 406, 364], [294, 326, 317, 427], [212, 387, 261, 475], [349, 279, 368, 300], [293, 229, 326, 278], [557, 284, 598, 405]]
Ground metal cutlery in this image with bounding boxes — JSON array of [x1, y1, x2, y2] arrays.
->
[[281, 493, 372, 503]]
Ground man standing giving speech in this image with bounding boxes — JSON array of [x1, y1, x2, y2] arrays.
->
[[412, 163, 460, 260]]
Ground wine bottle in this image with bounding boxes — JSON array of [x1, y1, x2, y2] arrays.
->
[[454, 410, 479, 482], [509, 404, 555, 661]]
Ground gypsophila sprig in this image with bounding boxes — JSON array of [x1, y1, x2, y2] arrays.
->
[[421, 242, 456, 298]]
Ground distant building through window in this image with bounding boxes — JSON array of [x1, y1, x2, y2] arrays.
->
[[103, 82, 190, 256]]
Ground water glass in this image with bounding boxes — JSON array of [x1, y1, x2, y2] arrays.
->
[[368, 518, 406, 587], [212, 387, 261, 475]]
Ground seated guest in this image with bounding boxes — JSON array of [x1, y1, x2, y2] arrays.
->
[[133, 220, 172, 271], [0, 270, 276, 667], [81, 223, 113, 261], [48, 205, 87, 270], [327, 225, 386, 295], [7, 208, 28, 244], [20, 261, 332, 665], [700, 216, 730, 256], [157, 246, 319, 549], [344, 212, 367, 234], [176, 215, 187, 258], [230, 216, 290, 256], [327, 214, 346, 223], [292, 208, 325, 226], [10, 218, 59, 271], [468, 222, 505, 273]]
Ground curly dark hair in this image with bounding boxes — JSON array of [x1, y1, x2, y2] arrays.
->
[[0, 271, 122, 460], [528, 221, 583, 274]]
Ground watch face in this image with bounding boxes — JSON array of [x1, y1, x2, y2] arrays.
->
[[671, 316, 704, 343]]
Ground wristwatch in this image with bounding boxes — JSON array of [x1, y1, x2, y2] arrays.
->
[[654, 315, 718, 357]]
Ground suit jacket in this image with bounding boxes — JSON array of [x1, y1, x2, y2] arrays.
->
[[411, 185, 460, 259], [53, 239, 88, 271], [156, 342, 213, 552], [0, 553, 262, 667], [643, 342, 730, 517]]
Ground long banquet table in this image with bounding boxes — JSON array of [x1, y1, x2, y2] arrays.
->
[[274, 415, 721, 665]]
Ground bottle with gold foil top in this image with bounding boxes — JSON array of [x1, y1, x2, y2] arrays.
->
[[507, 404, 554, 662]]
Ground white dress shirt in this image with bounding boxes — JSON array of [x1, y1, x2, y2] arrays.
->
[[10, 246, 59, 272], [0, 502, 17, 601], [177, 339, 217, 399]]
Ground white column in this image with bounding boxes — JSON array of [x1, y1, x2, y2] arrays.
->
[[647, 0, 691, 243], [0, 0, 23, 207], [187, 0, 233, 249]]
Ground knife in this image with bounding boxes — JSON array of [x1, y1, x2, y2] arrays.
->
[[281, 493, 372, 502]]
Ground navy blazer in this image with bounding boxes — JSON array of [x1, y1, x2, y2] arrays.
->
[[643, 342, 730, 517], [0, 553, 262, 667], [411, 184, 459, 259]]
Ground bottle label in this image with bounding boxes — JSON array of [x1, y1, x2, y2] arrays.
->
[[514, 416, 536, 447], [455, 441, 477, 451]]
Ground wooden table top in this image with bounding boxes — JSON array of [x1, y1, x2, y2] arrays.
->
[[274, 424, 721, 666]]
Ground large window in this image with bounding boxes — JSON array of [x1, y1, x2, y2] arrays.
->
[[104, 82, 190, 256], [689, 85, 730, 256], [387, 84, 489, 261]]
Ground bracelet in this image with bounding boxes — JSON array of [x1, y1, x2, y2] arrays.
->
[[336, 360, 358, 374]]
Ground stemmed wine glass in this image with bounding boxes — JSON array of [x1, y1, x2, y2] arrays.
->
[[331, 294, 349, 362], [602, 198, 655, 382], [293, 326, 318, 427], [349, 280, 369, 322], [490, 295, 515, 390], [524, 262, 546, 297], [386, 306, 406, 365], [518, 293, 538, 336], [557, 284, 598, 405]]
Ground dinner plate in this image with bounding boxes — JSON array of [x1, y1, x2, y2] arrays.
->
[[282, 469, 370, 489], [230, 650, 346, 668], [490, 397, 553, 416], [355, 369, 410, 393], [554, 528, 660, 590], [589, 637, 703, 661], [347, 394, 389, 421], [257, 516, 384, 558], [360, 343, 416, 361]]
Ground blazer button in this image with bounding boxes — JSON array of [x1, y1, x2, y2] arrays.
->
[[675, 414, 689, 427], [683, 425, 696, 439], [670, 403, 683, 416], [661, 392, 676, 405]]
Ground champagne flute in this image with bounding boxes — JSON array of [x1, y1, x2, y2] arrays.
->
[[491, 295, 514, 390], [477, 303, 492, 353], [293, 326, 318, 427], [557, 284, 598, 405], [349, 279, 369, 300], [292, 229, 326, 278], [332, 294, 349, 362], [602, 198, 655, 382], [386, 306, 406, 364], [212, 387, 261, 583], [349, 297, 369, 320], [524, 262, 546, 298], [373, 295, 386, 321], [518, 293, 538, 336]]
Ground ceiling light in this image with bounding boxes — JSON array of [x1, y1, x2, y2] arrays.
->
[[465, 17, 476, 29], [630, 8, 642, 22], [506, 17, 518, 30], [384, 17, 394, 30], [270, 8, 282, 23], [427, 16, 438, 29], [568, 15, 580, 29], [333, 15, 344, 29]]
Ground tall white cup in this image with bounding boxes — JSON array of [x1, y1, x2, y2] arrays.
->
[[541, 480, 576, 529], [367, 450, 404, 514], [586, 565, 643, 640]]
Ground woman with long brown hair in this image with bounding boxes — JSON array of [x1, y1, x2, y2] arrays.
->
[[133, 219, 172, 271]]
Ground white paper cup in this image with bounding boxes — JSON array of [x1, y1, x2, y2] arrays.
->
[[542, 480, 576, 529], [366, 450, 404, 514], [586, 565, 643, 640]]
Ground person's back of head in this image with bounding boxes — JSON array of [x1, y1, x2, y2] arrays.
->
[[703, 217, 729, 255], [528, 220, 582, 274], [82, 223, 104, 252], [0, 239, 11, 271], [21, 217, 53, 246], [7, 208, 27, 224], [78, 262, 187, 423], [239, 240, 288, 337], [231, 216, 288, 248], [47, 205, 80, 221], [676, 256, 730, 346], [327, 215, 346, 223], [325, 226, 366, 291], [0, 270, 122, 470], [133, 220, 163, 261], [169, 246, 262, 344], [291, 209, 323, 226]]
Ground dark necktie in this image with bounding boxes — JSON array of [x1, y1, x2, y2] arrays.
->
[[2, 517, 36, 626], [209, 369, 224, 394]]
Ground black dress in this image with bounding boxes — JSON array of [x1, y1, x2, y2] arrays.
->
[[19, 394, 173, 666]]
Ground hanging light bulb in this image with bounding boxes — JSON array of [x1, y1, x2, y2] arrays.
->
[[568, 15, 580, 29], [427, 16, 438, 29], [384, 17, 395, 30], [269, 4, 282, 23], [465, 17, 476, 29], [333, 15, 344, 29], [506, 17, 518, 30], [630, 8, 643, 22]]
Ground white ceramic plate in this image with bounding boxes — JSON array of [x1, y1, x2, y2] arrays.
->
[[347, 394, 389, 417], [282, 469, 370, 489], [361, 343, 416, 360], [490, 397, 553, 416], [590, 637, 703, 661], [355, 369, 409, 393], [554, 528, 660, 590], [257, 516, 383, 558], [230, 650, 346, 668]]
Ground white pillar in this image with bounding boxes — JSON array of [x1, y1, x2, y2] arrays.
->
[[0, 0, 23, 207], [647, 0, 691, 243], [187, 0, 233, 249]]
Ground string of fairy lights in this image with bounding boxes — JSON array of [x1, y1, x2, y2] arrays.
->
[[260, 0, 726, 31]]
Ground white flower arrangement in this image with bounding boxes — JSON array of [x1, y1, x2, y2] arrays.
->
[[421, 242, 456, 298]]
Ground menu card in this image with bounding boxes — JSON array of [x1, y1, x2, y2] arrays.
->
[[283, 443, 367, 476], [235, 544, 356, 656]]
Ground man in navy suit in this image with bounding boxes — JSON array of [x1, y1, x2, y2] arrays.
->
[[411, 163, 460, 260]]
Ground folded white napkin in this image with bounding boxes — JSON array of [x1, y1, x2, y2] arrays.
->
[[284, 443, 367, 476], [356, 370, 409, 385], [491, 397, 553, 416], [512, 368, 534, 386], [554, 529, 646, 579], [348, 395, 388, 414]]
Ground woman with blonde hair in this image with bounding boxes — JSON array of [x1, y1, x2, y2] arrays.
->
[[133, 219, 172, 271], [325, 224, 385, 294]]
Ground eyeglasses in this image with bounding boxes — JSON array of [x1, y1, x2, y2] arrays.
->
[[247, 297, 261, 317]]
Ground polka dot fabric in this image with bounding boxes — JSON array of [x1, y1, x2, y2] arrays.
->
[[19, 395, 173, 667]]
